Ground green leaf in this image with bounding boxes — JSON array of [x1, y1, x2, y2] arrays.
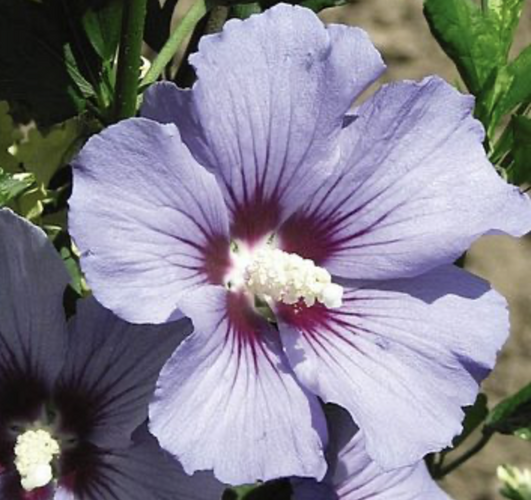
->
[[11, 185, 48, 221], [424, 0, 506, 96], [14, 118, 83, 187], [515, 428, 531, 441], [453, 393, 489, 448], [485, 382, 531, 437], [0, 169, 35, 205], [82, 0, 123, 62], [487, 0, 525, 57], [491, 45, 531, 127], [508, 116, 531, 185], [0, 0, 86, 126], [60, 245, 85, 295]]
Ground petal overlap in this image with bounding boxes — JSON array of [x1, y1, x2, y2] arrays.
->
[[149, 286, 327, 484], [279, 77, 531, 279], [69, 118, 231, 324], [54, 297, 191, 448], [277, 265, 508, 469], [292, 406, 451, 500], [55, 429, 226, 500], [142, 4, 385, 242]]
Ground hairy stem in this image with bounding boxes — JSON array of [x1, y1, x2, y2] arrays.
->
[[114, 0, 148, 121], [435, 432, 493, 479]]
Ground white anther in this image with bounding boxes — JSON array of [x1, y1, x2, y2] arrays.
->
[[242, 246, 343, 308], [14, 429, 60, 491]]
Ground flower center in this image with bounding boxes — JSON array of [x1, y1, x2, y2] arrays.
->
[[14, 428, 60, 492], [227, 242, 343, 309]]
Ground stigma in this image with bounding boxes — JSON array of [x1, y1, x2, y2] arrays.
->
[[14, 429, 60, 491], [228, 243, 343, 309]]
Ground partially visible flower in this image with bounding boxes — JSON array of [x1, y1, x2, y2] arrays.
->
[[292, 406, 451, 500], [0, 208, 225, 500], [69, 3, 531, 485], [498, 465, 531, 500]]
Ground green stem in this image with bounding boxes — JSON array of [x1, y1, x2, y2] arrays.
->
[[142, 0, 208, 87], [434, 432, 492, 479], [114, 0, 148, 121]]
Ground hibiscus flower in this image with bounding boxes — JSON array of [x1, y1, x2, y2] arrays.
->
[[69, 4, 531, 484]]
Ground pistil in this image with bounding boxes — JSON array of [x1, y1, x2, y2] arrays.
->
[[228, 243, 343, 309], [14, 428, 60, 491]]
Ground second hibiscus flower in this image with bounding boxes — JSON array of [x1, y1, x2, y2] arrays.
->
[[69, 3, 531, 486]]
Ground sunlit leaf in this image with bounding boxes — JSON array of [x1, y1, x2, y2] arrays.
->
[[9, 185, 47, 221], [14, 118, 83, 187], [487, 0, 525, 57], [491, 45, 531, 128], [424, 0, 505, 96], [0, 169, 35, 205]]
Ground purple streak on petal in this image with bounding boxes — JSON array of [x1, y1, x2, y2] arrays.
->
[[228, 196, 282, 245], [279, 77, 531, 279], [54, 297, 192, 449], [278, 265, 508, 470], [0, 209, 69, 389], [142, 5, 385, 241], [149, 285, 327, 484], [69, 118, 231, 324], [56, 428, 227, 500]]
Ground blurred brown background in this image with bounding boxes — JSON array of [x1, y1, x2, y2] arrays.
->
[[320, 2, 531, 499]]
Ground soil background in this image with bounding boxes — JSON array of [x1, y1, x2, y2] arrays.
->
[[320, 2, 531, 499]]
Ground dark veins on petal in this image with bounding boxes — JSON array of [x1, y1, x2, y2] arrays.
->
[[201, 234, 231, 285], [230, 195, 281, 245], [278, 211, 336, 265], [277, 300, 360, 355], [225, 292, 276, 373], [278, 179, 397, 265]]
